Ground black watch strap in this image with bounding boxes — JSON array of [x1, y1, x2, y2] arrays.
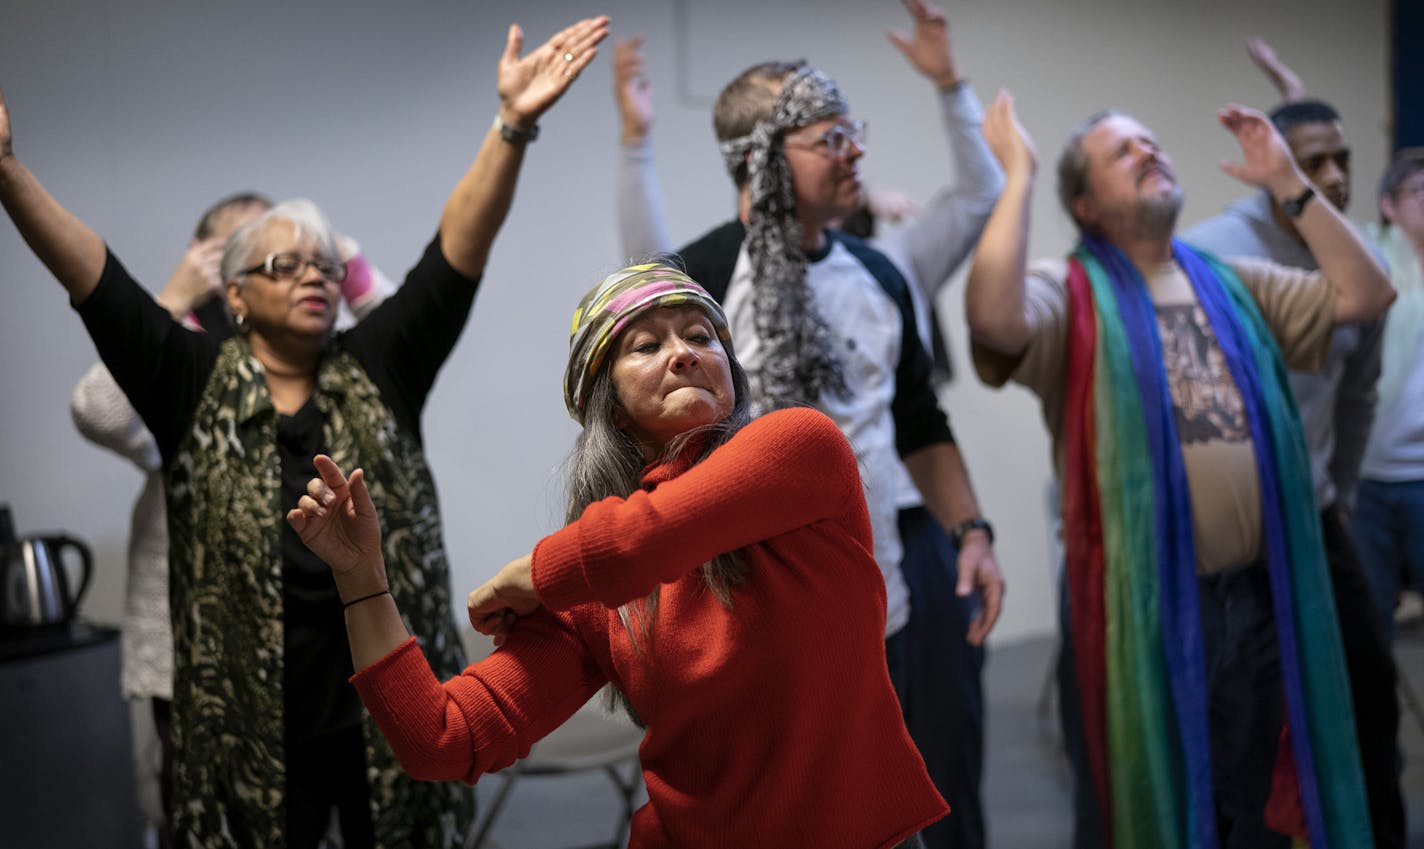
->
[[493, 115, 539, 145], [1282, 185, 1315, 218], [949, 517, 994, 547]]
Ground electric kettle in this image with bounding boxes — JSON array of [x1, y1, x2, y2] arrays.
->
[[1, 504, 94, 628]]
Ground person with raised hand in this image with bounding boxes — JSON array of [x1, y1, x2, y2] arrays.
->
[[967, 88, 1389, 848], [0, 14, 608, 849], [611, 6, 1005, 844], [68, 188, 405, 848], [1184, 48, 1406, 848]]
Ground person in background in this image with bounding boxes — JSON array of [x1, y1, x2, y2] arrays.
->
[[1182, 39, 1404, 848], [288, 262, 950, 849], [0, 14, 609, 847], [69, 190, 397, 847], [1354, 148, 1424, 643], [966, 90, 1390, 847], [612, 3, 1003, 387], [612, 4, 1004, 845]]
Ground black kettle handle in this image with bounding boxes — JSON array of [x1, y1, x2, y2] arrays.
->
[[44, 534, 94, 617]]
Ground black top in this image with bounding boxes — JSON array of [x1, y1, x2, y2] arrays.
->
[[77, 234, 480, 741]]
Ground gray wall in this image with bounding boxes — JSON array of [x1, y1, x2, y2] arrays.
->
[[0, 0, 1389, 645]]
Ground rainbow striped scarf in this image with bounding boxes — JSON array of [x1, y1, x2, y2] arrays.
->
[[1061, 236, 1372, 849]]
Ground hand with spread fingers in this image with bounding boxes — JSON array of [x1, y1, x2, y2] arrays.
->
[[1218, 103, 1303, 196], [498, 15, 610, 131], [286, 454, 387, 595], [887, 0, 959, 89], [613, 35, 654, 146], [981, 88, 1036, 179]]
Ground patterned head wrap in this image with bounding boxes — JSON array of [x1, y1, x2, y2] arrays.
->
[[717, 65, 850, 415], [564, 263, 732, 421]]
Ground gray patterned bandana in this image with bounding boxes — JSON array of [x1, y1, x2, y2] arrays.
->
[[717, 65, 849, 415]]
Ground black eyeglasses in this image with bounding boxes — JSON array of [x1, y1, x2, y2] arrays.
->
[[784, 119, 868, 159], [240, 252, 347, 283]]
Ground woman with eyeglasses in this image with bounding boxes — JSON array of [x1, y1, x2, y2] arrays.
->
[[286, 263, 949, 849], [0, 16, 607, 849]]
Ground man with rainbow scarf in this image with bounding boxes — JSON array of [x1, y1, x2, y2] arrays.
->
[[964, 91, 1394, 849]]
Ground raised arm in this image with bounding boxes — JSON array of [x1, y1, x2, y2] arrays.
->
[[439, 16, 610, 278], [1246, 37, 1307, 104], [1217, 104, 1393, 324], [0, 85, 108, 303], [69, 240, 222, 471], [964, 90, 1038, 355], [879, 0, 1005, 300], [613, 35, 675, 260]]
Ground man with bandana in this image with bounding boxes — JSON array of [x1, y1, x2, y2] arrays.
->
[[634, 3, 1007, 847], [967, 89, 1391, 847]]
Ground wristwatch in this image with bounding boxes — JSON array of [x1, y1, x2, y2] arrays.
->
[[493, 115, 539, 145], [949, 517, 995, 547], [1281, 185, 1315, 218]]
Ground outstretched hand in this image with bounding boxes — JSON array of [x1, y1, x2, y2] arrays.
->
[[613, 36, 654, 145], [1217, 103, 1303, 197], [887, 0, 959, 90], [981, 88, 1036, 178], [467, 554, 540, 647], [1246, 36, 1306, 103], [286, 455, 385, 584], [498, 16, 610, 130]]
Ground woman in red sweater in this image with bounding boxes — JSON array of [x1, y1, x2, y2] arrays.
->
[[287, 263, 948, 848]]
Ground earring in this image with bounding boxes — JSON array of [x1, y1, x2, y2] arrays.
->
[[235, 311, 249, 333]]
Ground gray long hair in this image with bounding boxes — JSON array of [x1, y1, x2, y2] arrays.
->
[[566, 337, 754, 723]]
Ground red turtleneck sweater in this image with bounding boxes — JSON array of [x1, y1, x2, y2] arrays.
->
[[351, 407, 947, 848]]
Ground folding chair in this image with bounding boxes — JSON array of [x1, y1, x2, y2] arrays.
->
[[465, 695, 645, 849]]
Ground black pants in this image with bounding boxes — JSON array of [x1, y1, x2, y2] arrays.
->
[[286, 724, 375, 849], [1321, 505, 1405, 849], [152, 698, 173, 849], [1058, 512, 1405, 848], [885, 507, 986, 849], [1058, 564, 1288, 848]]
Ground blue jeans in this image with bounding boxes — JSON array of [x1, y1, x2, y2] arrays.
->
[[1351, 477, 1424, 644], [1057, 563, 1288, 849], [885, 507, 986, 849]]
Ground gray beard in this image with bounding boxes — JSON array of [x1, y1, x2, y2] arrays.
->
[[1133, 187, 1184, 240]]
